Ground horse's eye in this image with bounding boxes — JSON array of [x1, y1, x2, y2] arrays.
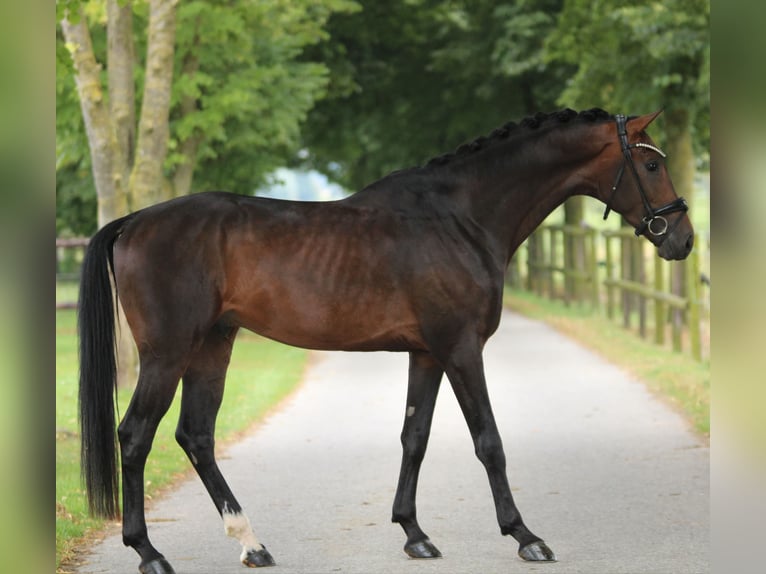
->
[[646, 160, 659, 172]]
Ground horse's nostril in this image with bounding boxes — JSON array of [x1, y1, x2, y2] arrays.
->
[[686, 234, 694, 251]]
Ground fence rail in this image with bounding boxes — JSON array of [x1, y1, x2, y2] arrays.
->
[[56, 238, 90, 248], [525, 224, 599, 307], [516, 224, 708, 362]]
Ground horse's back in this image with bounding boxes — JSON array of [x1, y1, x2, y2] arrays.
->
[[112, 190, 501, 353], [111, 192, 432, 352]]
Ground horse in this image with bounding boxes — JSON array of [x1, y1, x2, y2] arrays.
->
[[77, 108, 693, 574]]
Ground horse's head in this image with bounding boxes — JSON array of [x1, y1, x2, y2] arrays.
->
[[598, 111, 694, 261]]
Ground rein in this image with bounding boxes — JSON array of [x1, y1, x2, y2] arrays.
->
[[602, 114, 688, 240]]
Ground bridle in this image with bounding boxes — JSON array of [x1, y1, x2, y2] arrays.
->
[[602, 114, 688, 241]]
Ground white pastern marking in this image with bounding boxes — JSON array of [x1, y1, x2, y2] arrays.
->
[[406, 406, 416, 417], [222, 509, 263, 558]]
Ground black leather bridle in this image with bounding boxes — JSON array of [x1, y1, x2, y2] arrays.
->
[[602, 114, 688, 240]]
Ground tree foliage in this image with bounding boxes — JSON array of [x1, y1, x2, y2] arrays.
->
[[545, 0, 709, 153], [57, 0, 709, 233], [168, 0, 358, 193], [301, 0, 570, 190], [56, 0, 358, 235], [301, 0, 708, 190]]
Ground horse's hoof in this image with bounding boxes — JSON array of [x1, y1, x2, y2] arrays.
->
[[404, 538, 442, 559], [242, 545, 276, 568], [518, 540, 556, 562], [139, 557, 176, 574]]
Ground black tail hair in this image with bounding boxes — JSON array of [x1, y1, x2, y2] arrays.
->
[[77, 213, 134, 518]]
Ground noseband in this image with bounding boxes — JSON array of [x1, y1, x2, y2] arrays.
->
[[602, 114, 688, 240]]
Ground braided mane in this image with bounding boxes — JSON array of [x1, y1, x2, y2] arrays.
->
[[425, 108, 612, 167]]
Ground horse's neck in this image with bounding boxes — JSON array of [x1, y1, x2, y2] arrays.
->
[[451, 129, 602, 265]]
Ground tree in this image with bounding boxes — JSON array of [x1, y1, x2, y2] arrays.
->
[[545, 0, 709, 177], [60, 0, 136, 227], [57, 0, 358, 386], [302, 0, 570, 191], [56, 0, 358, 233], [60, 0, 162, 388]]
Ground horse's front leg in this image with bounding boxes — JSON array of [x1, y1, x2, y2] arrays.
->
[[392, 351, 443, 558], [443, 342, 556, 562]]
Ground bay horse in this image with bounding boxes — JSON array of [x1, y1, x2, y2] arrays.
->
[[77, 108, 693, 574]]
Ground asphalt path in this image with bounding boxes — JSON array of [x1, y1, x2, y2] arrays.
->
[[75, 311, 709, 574]]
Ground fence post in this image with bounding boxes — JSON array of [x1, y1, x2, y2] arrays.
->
[[563, 228, 572, 305], [506, 251, 521, 288], [634, 239, 647, 339], [576, 230, 586, 304], [621, 234, 632, 329], [530, 231, 545, 297], [526, 233, 536, 292], [535, 231, 545, 297], [588, 228, 599, 309], [687, 248, 702, 361], [547, 228, 555, 299], [605, 234, 615, 319], [654, 256, 665, 346], [671, 261, 683, 352]]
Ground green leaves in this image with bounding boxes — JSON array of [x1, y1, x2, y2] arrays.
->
[[546, 0, 709, 117], [302, 0, 570, 190], [57, 0, 708, 235], [57, 0, 359, 233], [615, 1, 709, 60], [492, 3, 555, 77], [168, 0, 358, 188]]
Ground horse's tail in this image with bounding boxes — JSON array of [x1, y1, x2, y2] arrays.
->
[[77, 213, 135, 519]]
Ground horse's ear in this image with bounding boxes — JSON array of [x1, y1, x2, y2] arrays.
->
[[628, 109, 663, 133]]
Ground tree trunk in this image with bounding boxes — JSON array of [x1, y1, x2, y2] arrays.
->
[[106, 0, 140, 388], [664, 107, 695, 222], [60, 13, 129, 226], [62, 10, 137, 389], [172, 50, 203, 197], [664, 105, 695, 336], [130, 0, 178, 208], [620, 218, 633, 329], [63, 2, 182, 387], [564, 197, 584, 302], [107, 0, 136, 205]]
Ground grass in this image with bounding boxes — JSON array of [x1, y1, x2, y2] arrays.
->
[[504, 288, 709, 437], [55, 310, 308, 571]]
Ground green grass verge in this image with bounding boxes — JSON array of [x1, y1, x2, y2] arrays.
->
[[504, 289, 709, 437], [56, 310, 308, 571]]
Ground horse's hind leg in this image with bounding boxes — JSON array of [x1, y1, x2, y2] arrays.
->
[[175, 324, 275, 568], [118, 357, 184, 574], [443, 342, 556, 562], [392, 351, 443, 558]]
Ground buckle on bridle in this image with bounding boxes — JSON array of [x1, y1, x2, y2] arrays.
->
[[643, 215, 669, 236]]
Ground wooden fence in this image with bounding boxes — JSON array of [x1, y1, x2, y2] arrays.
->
[[56, 237, 89, 309], [514, 224, 708, 361]]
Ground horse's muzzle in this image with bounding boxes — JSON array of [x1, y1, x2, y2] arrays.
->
[[658, 230, 694, 261]]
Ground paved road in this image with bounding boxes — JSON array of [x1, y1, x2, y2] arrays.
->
[[76, 311, 709, 574]]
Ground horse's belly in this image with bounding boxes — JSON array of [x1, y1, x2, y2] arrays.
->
[[228, 289, 425, 352]]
